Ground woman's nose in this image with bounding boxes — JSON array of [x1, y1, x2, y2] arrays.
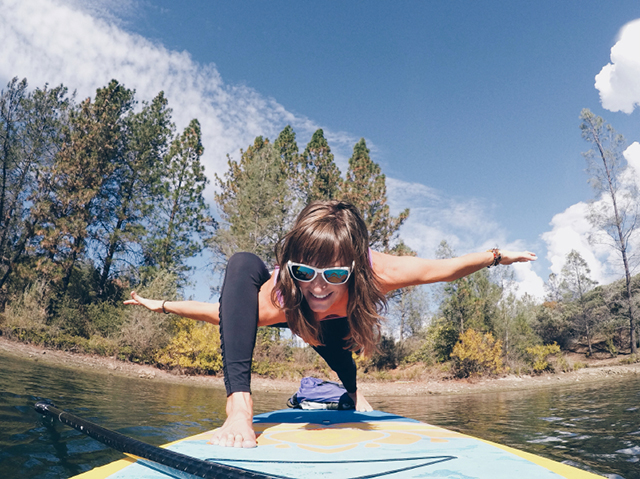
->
[[310, 275, 326, 289]]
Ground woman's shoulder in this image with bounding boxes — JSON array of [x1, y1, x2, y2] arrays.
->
[[369, 250, 396, 289], [370, 250, 432, 293]]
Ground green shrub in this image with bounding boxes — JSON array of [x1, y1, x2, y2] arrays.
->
[[620, 353, 639, 365], [86, 301, 126, 337], [51, 296, 90, 338], [431, 322, 460, 362], [47, 333, 89, 351], [1, 281, 50, 338], [86, 335, 119, 356], [118, 269, 179, 362], [402, 338, 435, 366], [369, 336, 399, 370]]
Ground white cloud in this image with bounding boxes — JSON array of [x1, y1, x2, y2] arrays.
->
[[595, 18, 640, 113], [387, 177, 544, 298], [0, 0, 358, 206], [541, 202, 606, 280], [541, 143, 640, 287], [622, 141, 640, 187], [4, 0, 599, 303], [387, 177, 503, 256], [511, 263, 546, 300]]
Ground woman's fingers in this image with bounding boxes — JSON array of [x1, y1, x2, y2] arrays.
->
[[500, 250, 537, 265]]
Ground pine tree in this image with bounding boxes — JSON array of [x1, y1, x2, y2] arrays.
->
[[211, 136, 289, 268], [437, 241, 500, 335], [303, 129, 342, 203], [144, 119, 215, 281], [273, 125, 304, 227], [559, 250, 598, 355], [0, 78, 69, 301], [96, 91, 173, 294], [32, 80, 134, 293], [342, 138, 408, 251]]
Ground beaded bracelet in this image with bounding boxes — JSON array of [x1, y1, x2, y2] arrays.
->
[[487, 248, 502, 268], [162, 300, 170, 314]]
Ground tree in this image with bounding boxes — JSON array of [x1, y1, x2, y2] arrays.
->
[[559, 249, 598, 355], [384, 241, 428, 341], [437, 241, 500, 336], [211, 136, 288, 268], [0, 78, 69, 301], [95, 91, 174, 294], [302, 129, 342, 203], [544, 273, 563, 302], [489, 267, 518, 358], [440, 270, 499, 335], [580, 109, 639, 353], [31, 80, 133, 294], [144, 119, 215, 282], [273, 125, 304, 227], [342, 138, 409, 251], [389, 284, 429, 341]]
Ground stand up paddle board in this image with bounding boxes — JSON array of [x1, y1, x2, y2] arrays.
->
[[36, 403, 603, 479]]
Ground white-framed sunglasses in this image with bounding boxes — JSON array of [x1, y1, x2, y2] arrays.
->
[[287, 261, 355, 285]]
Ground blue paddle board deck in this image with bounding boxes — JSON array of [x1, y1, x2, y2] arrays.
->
[[74, 409, 603, 478]]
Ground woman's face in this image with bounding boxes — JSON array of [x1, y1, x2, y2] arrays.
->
[[295, 260, 351, 314]]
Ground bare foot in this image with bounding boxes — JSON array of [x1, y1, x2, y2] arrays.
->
[[348, 390, 373, 412], [209, 392, 256, 448]]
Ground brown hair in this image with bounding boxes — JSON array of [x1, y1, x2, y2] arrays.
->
[[272, 200, 386, 356]]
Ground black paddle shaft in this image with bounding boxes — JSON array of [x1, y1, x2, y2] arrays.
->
[[34, 401, 287, 479]]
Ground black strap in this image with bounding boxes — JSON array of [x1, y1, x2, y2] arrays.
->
[[34, 401, 286, 479]]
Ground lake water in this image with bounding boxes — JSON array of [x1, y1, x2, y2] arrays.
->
[[1, 349, 639, 479]]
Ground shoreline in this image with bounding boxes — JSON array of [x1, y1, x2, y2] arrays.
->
[[2, 336, 639, 397]]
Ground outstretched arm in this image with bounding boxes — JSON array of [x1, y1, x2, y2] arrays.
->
[[124, 275, 286, 327], [372, 249, 537, 294], [124, 291, 220, 324]]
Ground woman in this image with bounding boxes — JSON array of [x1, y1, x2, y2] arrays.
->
[[125, 200, 536, 449]]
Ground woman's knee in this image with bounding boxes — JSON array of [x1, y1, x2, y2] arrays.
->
[[225, 252, 269, 284]]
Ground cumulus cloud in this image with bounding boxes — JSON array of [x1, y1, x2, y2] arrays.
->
[[550, 19, 640, 292], [0, 0, 548, 299], [387, 177, 544, 298], [541, 142, 640, 288], [387, 177, 502, 255], [595, 18, 640, 113], [0, 0, 358, 204], [541, 202, 607, 280], [622, 141, 640, 186]]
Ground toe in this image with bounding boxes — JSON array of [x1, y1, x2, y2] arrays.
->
[[242, 438, 257, 448]]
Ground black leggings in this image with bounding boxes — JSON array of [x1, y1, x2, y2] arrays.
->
[[218, 252, 357, 396]]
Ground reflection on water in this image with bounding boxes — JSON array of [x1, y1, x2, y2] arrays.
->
[[1, 349, 638, 479], [371, 381, 640, 479]]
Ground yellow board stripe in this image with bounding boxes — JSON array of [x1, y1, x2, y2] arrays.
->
[[471, 436, 603, 479], [69, 437, 193, 478]]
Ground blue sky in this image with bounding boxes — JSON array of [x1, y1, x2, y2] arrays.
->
[[2, 0, 640, 300]]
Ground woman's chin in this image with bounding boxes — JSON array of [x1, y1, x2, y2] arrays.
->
[[305, 295, 334, 312]]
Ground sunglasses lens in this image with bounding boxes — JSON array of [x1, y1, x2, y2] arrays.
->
[[291, 264, 315, 281], [323, 269, 350, 284]]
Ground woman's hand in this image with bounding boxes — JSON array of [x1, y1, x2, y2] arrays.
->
[[498, 250, 537, 266], [123, 291, 164, 313], [124, 292, 221, 324], [348, 390, 373, 412]]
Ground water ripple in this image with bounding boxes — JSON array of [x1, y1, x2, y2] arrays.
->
[[2, 350, 640, 479]]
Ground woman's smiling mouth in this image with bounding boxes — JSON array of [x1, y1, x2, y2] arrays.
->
[[310, 291, 332, 300]]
